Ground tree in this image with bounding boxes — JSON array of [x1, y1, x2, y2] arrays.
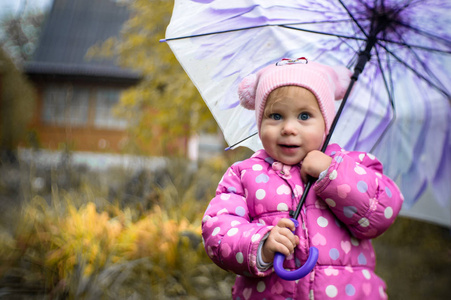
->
[[0, 9, 46, 66], [0, 48, 36, 162], [88, 0, 217, 155]]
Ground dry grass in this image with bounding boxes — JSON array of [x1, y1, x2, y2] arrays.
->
[[0, 149, 449, 299]]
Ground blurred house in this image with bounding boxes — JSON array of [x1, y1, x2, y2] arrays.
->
[[24, 0, 142, 154]]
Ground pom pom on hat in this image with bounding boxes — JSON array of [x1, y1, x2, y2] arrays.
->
[[238, 73, 258, 110], [328, 65, 352, 100], [238, 58, 352, 134]]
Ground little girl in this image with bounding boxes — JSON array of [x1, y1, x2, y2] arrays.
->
[[202, 58, 403, 299]]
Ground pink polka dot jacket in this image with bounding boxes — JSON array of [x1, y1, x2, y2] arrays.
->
[[202, 144, 403, 299]]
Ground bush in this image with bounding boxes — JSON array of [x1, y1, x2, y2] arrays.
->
[[0, 155, 236, 299]]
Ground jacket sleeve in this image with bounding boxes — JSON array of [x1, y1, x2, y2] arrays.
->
[[202, 164, 273, 277], [313, 145, 404, 239]]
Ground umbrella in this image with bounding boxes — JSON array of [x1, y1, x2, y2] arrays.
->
[[161, 0, 451, 278]]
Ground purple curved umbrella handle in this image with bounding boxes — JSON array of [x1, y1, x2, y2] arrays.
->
[[274, 247, 319, 280], [273, 218, 319, 281]]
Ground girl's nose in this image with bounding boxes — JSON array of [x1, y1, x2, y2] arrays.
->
[[281, 119, 298, 135]]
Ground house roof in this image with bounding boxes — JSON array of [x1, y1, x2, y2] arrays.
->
[[25, 0, 141, 85]]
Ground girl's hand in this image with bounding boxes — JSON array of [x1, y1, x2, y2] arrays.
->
[[301, 150, 332, 182], [261, 218, 300, 263]]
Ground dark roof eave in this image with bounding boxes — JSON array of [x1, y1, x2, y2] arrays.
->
[[24, 61, 143, 86]]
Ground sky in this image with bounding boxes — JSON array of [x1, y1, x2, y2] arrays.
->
[[0, 0, 53, 19]]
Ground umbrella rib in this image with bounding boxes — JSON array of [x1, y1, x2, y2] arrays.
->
[[390, 22, 448, 95], [392, 20, 451, 53], [340, 0, 450, 54], [377, 40, 450, 54], [163, 24, 449, 55], [375, 45, 396, 109], [160, 24, 274, 42], [163, 23, 370, 44], [337, 0, 369, 39], [388, 24, 451, 99], [284, 20, 450, 54], [162, 19, 365, 43], [280, 25, 367, 42], [369, 45, 397, 153], [376, 40, 451, 101], [282, 18, 363, 26]]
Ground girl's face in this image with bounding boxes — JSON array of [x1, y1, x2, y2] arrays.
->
[[260, 86, 326, 165]]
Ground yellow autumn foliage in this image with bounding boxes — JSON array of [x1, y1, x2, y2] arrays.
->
[[87, 0, 218, 155], [0, 156, 241, 297], [12, 195, 204, 283]]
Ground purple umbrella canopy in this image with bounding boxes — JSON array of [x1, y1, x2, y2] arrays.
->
[[162, 0, 451, 227]]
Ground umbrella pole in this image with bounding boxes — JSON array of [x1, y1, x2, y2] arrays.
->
[[290, 38, 376, 220]]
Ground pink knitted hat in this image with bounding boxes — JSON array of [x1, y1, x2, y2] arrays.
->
[[238, 57, 352, 134]]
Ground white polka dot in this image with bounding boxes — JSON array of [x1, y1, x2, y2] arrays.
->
[[358, 218, 370, 227], [325, 198, 336, 207], [257, 281, 266, 292], [329, 170, 338, 180], [202, 215, 211, 222], [379, 286, 387, 298], [252, 164, 263, 171], [220, 194, 230, 200], [236, 252, 244, 264], [384, 207, 394, 219], [277, 203, 289, 211], [354, 165, 366, 175], [359, 153, 365, 161], [256, 189, 266, 200], [317, 216, 329, 228], [231, 220, 241, 227], [362, 269, 371, 280], [368, 153, 376, 160], [217, 208, 228, 215], [212, 227, 220, 236], [227, 228, 239, 236], [251, 234, 261, 243], [326, 285, 338, 298]]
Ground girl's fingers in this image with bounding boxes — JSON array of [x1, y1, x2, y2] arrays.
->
[[270, 227, 298, 252], [276, 218, 296, 231], [270, 236, 294, 256], [262, 218, 301, 260]]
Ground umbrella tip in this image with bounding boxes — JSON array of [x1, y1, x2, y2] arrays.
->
[[159, 38, 167, 43], [224, 146, 232, 151]]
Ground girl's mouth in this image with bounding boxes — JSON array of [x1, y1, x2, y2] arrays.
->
[[279, 144, 300, 154]]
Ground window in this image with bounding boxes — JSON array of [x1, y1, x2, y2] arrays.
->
[[41, 86, 127, 129], [94, 89, 127, 129], [42, 86, 90, 126]]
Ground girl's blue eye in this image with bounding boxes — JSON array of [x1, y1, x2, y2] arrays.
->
[[299, 113, 310, 121], [270, 113, 282, 120]]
